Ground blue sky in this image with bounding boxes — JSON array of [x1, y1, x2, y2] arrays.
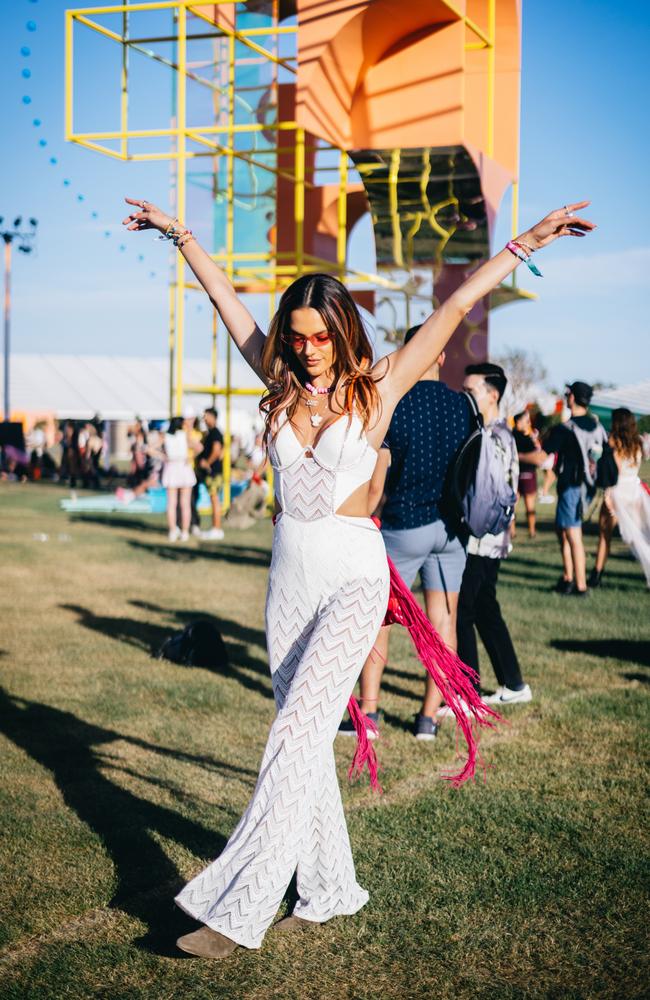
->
[[2, 0, 649, 391]]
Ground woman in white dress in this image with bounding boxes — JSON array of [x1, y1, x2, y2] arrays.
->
[[590, 408, 650, 587], [121, 196, 594, 958], [163, 416, 197, 542]]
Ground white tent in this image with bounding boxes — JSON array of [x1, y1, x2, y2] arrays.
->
[[591, 380, 650, 416], [9, 353, 264, 421]]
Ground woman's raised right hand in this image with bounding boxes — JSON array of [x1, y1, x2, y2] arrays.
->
[[122, 197, 173, 235]]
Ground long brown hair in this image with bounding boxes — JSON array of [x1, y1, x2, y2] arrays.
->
[[610, 407, 642, 462], [259, 273, 381, 446]]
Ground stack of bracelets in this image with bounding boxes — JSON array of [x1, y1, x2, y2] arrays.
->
[[505, 239, 543, 277], [159, 218, 195, 251]]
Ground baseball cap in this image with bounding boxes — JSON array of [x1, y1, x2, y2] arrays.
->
[[565, 381, 593, 406]]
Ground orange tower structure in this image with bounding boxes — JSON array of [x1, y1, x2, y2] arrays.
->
[[295, 0, 524, 387]]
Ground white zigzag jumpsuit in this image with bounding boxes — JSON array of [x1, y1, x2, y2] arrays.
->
[[175, 413, 389, 948]]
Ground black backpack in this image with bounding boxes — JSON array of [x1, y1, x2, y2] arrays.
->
[[156, 620, 229, 669], [596, 443, 619, 489]]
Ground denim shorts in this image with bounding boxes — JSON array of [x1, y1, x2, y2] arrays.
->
[[556, 485, 584, 529], [381, 519, 467, 594]]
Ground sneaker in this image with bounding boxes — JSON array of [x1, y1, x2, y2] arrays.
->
[[168, 527, 181, 543], [337, 711, 379, 741], [482, 683, 532, 705], [436, 698, 471, 720], [179, 531, 190, 542], [588, 568, 602, 588], [414, 714, 439, 741], [191, 524, 202, 538], [202, 527, 225, 541], [555, 577, 575, 595]]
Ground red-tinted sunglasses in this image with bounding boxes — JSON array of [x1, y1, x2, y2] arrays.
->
[[282, 330, 333, 349]]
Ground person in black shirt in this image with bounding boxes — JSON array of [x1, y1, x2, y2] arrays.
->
[[513, 410, 548, 538], [198, 407, 224, 541]]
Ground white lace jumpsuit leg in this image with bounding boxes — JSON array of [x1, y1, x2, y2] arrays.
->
[[175, 513, 389, 949]]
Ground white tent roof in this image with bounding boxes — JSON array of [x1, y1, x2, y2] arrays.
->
[[9, 353, 264, 420], [591, 380, 650, 415]]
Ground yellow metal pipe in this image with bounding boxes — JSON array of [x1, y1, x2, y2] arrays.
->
[[389, 148, 404, 268], [73, 138, 127, 159], [174, 2, 187, 416], [487, 0, 496, 158], [168, 282, 175, 416], [337, 151, 348, 279], [294, 127, 305, 276], [64, 11, 74, 140], [222, 29, 236, 510], [189, 5, 297, 73], [73, 14, 123, 43], [120, 8, 129, 160], [70, 121, 298, 141], [211, 309, 218, 387], [184, 385, 263, 396], [438, 0, 492, 46]]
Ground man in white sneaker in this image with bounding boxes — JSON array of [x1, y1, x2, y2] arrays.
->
[[456, 363, 533, 708]]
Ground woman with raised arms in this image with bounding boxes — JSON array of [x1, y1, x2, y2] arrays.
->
[[122, 197, 594, 958]]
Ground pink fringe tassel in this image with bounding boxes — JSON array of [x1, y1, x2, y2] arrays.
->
[[347, 694, 381, 792], [347, 549, 503, 791]]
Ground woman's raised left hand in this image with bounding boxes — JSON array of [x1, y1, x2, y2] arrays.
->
[[519, 201, 596, 251]]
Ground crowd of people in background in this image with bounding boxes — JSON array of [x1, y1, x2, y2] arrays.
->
[[331, 331, 650, 744], [2, 372, 649, 581]]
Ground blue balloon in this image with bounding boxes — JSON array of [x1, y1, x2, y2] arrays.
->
[[21, 46, 31, 57], [63, 179, 71, 186], [32, 118, 41, 126], [91, 211, 98, 219], [104, 231, 111, 238], [22, 69, 31, 79], [26, 20, 37, 31], [137, 254, 144, 262], [50, 157, 57, 165], [149, 271, 156, 278], [22, 95, 32, 105], [119, 244, 126, 252], [38, 138, 47, 147]]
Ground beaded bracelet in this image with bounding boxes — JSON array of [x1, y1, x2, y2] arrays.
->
[[505, 240, 543, 278], [176, 232, 195, 251]]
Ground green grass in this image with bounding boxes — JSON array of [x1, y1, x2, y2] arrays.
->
[[0, 482, 648, 1000]]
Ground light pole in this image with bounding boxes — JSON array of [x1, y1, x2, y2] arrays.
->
[[1, 216, 38, 421]]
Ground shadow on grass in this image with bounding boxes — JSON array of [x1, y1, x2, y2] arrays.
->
[[69, 513, 167, 535], [127, 537, 271, 568], [0, 688, 255, 955], [60, 603, 274, 702], [506, 552, 641, 583], [550, 638, 650, 668]]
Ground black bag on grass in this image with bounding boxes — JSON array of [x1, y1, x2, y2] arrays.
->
[[157, 620, 229, 669]]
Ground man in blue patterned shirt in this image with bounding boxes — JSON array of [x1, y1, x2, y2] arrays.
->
[[338, 325, 471, 742]]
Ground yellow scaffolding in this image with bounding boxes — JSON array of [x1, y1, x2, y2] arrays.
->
[[65, 0, 523, 503]]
